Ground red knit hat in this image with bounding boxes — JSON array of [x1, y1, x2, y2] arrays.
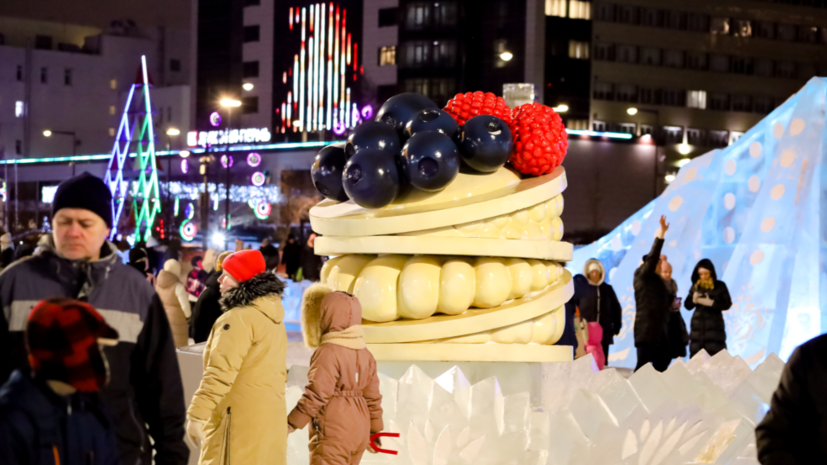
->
[[222, 250, 266, 282], [26, 298, 119, 392]]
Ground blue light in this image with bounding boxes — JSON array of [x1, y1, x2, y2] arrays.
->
[[565, 129, 634, 140]]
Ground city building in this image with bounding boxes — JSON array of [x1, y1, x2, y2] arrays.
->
[[0, 16, 191, 160], [590, 0, 827, 174], [544, 0, 592, 128]]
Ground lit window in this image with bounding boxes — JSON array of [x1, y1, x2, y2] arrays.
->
[[569, 1, 590, 20], [15, 101, 24, 118], [592, 120, 607, 132], [546, 0, 566, 17], [110, 79, 117, 89], [568, 41, 590, 59], [379, 46, 396, 66], [733, 20, 752, 37], [616, 84, 637, 103], [687, 90, 707, 109], [110, 106, 116, 115], [109, 128, 116, 137], [711, 17, 729, 34]]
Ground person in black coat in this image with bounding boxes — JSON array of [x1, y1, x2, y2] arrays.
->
[[571, 259, 622, 363], [0, 233, 14, 269], [189, 252, 231, 343], [633, 215, 673, 372], [282, 234, 302, 280], [301, 232, 324, 282], [684, 258, 732, 357], [660, 260, 689, 360], [756, 334, 827, 464], [260, 238, 280, 272]]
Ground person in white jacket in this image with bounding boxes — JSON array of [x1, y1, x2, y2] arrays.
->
[[155, 259, 193, 347]]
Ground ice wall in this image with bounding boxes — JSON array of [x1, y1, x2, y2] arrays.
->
[[570, 77, 827, 368]]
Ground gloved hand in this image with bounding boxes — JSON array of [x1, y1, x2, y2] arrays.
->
[[696, 296, 714, 307], [186, 417, 207, 448], [368, 437, 382, 454]]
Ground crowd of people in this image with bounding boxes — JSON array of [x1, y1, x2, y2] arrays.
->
[[568, 215, 733, 373], [0, 173, 376, 465]]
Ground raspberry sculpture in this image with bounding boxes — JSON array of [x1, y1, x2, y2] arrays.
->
[[508, 103, 568, 176], [443, 91, 512, 127]]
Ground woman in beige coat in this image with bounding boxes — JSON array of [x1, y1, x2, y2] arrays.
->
[[288, 284, 383, 465], [186, 250, 288, 465], [156, 259, 192, 347]]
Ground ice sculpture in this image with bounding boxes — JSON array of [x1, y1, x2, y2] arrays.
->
[[284, 349, 783, 464], [570, 77, 827, 368]]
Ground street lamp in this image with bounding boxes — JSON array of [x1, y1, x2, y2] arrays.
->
[[242, 83, 254, 91], [552, 104, 569, 113], [626, 107, 661, 198], [220, 98, 242, 108], [166, 128, 181, 136], [500, 51, 514, 62], [43, 130, 80, 175]]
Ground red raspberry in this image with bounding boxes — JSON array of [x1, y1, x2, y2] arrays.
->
[[508, 103, 568, 176], [443, 91, 512, 127]]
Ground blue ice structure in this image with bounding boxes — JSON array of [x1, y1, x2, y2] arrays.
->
[[570, 77, 827, 369]]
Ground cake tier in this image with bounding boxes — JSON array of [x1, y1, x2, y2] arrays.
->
[[362, 269, 572, 343], [436, 305, 566, 345], [310, 166, 567, 237], [365, 343, 573, 362], [314, 236, 573, 261], [320, 254, 566, 323]]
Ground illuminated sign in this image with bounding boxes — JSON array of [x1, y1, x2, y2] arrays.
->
[[187, 128, 272, 147]]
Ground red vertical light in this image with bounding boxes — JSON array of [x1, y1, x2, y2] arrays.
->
[[354, 41, 357, 72], [289, 7, 293, 30]]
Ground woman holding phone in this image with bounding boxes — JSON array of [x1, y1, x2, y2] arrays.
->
[[684, 259, 732, 357]]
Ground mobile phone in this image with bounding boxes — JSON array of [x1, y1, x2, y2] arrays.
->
[[673, 297, 682, 309]]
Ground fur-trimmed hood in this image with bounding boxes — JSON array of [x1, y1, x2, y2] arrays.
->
[[220, 272, 285, 312], [300, 283, 362, 348]]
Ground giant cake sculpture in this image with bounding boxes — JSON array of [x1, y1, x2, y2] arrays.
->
[[308, 91, 574, 362]]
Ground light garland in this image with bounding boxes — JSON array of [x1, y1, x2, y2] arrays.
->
[[210, 112, 222, 127], [220, 154, 234, 168], [180, 221, 197, 241], [164, 181, 280, 203], [254, 200, 272, 220], [247, 152, 262, 167]]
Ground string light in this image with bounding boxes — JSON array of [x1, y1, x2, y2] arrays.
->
[[247, 152, 262, 167], [251, 172, 266, 187], [210, 112, 222, 127], [165, 181, 280, 203], [254, 200, 272, 220]]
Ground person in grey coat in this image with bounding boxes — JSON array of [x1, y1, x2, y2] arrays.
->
[[0, 173, 188, 465]]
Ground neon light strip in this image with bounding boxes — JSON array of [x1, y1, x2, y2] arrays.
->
[[314, 3, 321, 131], [327, 5, 333, 130], [319, 3, 326, 130], [566, 129, 634, 139]]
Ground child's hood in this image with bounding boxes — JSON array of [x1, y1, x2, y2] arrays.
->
[[300, 283, 362, 348]]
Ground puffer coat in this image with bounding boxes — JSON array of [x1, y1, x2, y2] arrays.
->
[[288, 284, 383, 465], [156, 269, 191, 348], [187, 273, 287, 465], [571, 259, 623, 346], [684, 259, 732, 357]]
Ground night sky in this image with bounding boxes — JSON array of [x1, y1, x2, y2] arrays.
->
[[0, 0, 191, 30]]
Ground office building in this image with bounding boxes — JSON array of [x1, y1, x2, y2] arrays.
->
[[590, 0, 827, 171]]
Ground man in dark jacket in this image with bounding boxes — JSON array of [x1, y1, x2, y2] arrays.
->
[[684, 258, 732, 357], [633, 215, 673, 372], [282, 234, 302, 280], [301, 232, 324, 282], [571, 259, 623, 363], [0, 173, 188, 465], [260, 237, 280, 272], [190, 251, 231, 343], [0, 298, 121, 465], [756, 334, 827, 464]]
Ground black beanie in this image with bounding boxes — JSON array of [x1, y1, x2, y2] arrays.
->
[[52, 173, 113, 228]]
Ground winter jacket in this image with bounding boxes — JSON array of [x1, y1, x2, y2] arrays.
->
[[756, 334, 827, 464], [288, 285, 383, 465], [557, 301, 578, 356], [260, 244, 280, 272], [633, 238, 672, 346], [0, 236, 188, 465], [684, 259, 732, 357], [156, 269, 192, 348], [0, 370, 119, 465], [571, 259, 622, 346], [0, 247, 14, 269], [301, 246, 323, 282], [187, 272, 288, 465], [664, 279, 688, 359], [585, 322, 606, 370], [283, 242, 302, 277], [190, 272, 223, 344]]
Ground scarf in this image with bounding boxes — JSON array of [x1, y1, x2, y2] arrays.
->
[[696, 277, 715, 290], [321, 325, 366, 349]]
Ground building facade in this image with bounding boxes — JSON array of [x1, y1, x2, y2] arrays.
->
[[0, 17, 191, 160], [590, 0, 827, 173]]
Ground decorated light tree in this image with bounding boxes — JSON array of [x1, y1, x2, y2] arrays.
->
[[105, 55, 161, 241]]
